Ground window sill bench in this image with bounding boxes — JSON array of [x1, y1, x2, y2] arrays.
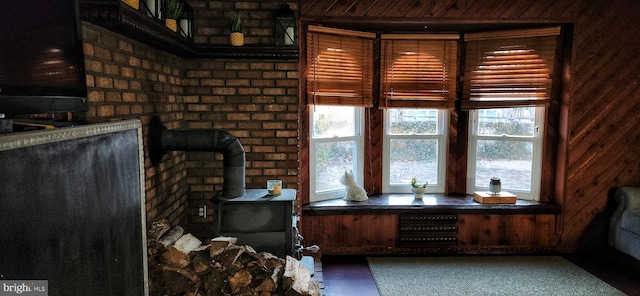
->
[[302, 193, 561, 216], [300, 194, 561, 256]]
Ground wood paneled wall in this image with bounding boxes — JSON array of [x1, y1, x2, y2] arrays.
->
[[299, 0, 640, 251], [303, 213, 558, 255], [457, 214, 557, 248], [303, 215, 398, 254]]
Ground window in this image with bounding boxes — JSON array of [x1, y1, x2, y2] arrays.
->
[[383, 108, 448, 193], [467, 107, 544, 200], [462, 27, 560, 201], [306, 25, 374, 202], [302, 25, 562, 203], [309, 105, 364, 202], [379, 34, 456, 194]]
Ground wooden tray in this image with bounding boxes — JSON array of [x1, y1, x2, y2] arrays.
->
[[473, 191, 517, 204]]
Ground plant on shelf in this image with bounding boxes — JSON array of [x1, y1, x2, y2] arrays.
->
[[411, 177, 427, 188], [410, 177, 428, 200], [164, 0, 184, 32], [229, 15, 244, 46], [230, 15, 243, 33]]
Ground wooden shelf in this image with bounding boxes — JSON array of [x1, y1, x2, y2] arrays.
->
[[302, 193, 561, 216], [79, 0, 299, 59], [197, 44, 299, 59], [80, 0, 196, 57]]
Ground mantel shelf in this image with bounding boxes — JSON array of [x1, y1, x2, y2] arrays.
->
[[79, 0, 299, 60], [196, 44, 299, 59]]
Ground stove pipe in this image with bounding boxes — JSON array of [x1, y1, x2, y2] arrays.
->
[[149, 117, 245, 198]]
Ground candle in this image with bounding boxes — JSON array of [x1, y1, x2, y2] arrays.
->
[[489, 177, 501, 194], [267, 180, 282, 195]]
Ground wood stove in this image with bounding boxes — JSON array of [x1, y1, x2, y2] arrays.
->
[[147, 117, 312, 260], [214, 188, 299, 259]]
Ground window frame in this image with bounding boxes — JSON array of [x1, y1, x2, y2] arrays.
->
[[382, 108, 449, 193], [466, 107, 545, 200], [308, 106, 365, 202]]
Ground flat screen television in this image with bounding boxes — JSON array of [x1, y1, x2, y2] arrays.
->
[[0, 0, 88, 118]]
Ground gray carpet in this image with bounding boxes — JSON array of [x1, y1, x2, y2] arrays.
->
[[367, 256, 625, 296]]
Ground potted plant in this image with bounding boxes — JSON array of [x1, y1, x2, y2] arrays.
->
[[164, 0, 184, 32], [410, 177, 428, 200], [229, 15, 244, 46]]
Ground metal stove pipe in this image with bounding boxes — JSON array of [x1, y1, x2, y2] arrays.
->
[[149, 116, 245, 198]]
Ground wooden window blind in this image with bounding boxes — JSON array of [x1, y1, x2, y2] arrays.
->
[[306, 25, 376, 106], [381, 34, 459, 109], [461, 27, 561, 110]]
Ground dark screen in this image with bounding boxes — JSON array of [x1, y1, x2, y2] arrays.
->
[[0, 0, 88, 115]]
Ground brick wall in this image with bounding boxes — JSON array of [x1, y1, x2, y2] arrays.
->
[[182, 59, 299, 238], [81, 22, 190, 227], [80, 0, 301, 240], [192, 0, 297, 45], [181, 0, 301, 239]]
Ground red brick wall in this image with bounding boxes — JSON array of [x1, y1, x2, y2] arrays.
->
[[81, 22, 189, 227], [192, 1, 297, 45], [182, 59, 299, 238], [80, 0, 300, 239]]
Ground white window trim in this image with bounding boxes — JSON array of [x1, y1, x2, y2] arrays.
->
[[309, 106, 365, 202], [466, 107, 545, 200], [382, 109, 449, 193]]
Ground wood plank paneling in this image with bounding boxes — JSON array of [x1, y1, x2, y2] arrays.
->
[[299, 0, 640, 252], [458, 214, 558, 248], [359, 2, 397, 18], [305, 213, 556, 255], [401, 1, 439, 18], [505, 215, 536, 246], [301, 215, 397, 255], [300, 0, 339, 17], [458, 215, 507, 246], [456, 215, 481, 246], [365, 108, 383, 193]]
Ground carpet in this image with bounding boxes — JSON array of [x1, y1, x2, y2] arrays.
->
[[367, 256, 625, 296]]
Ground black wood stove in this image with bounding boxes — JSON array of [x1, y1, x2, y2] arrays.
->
[[214, 188, 300, 259]]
